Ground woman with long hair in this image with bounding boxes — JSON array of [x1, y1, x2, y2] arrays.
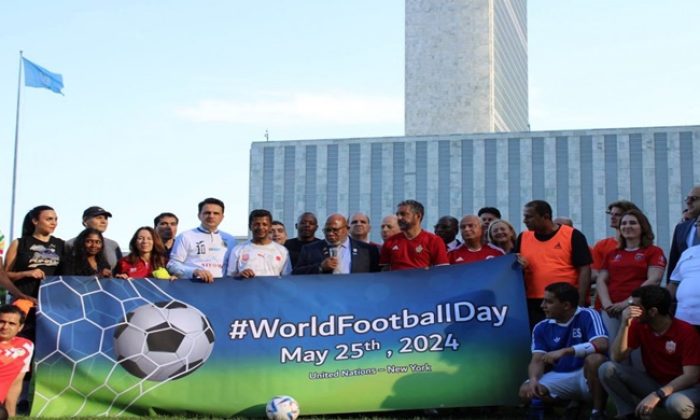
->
[[596, 209, 666, 340], [115, 227, 171, 279], [63, 228, 112, 277], [4, 205, 65, 341], [487, 219, 517, 254], [4, 205, 65, 299]]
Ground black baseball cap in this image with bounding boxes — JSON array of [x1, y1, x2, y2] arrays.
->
[[82, 206, 113, 220]]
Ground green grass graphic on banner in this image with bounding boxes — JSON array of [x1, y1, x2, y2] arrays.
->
[[34, 256, 530, 417]]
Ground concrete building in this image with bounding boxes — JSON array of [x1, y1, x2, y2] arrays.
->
[[249, 125, 700, 250], [405, 0, 528, 135]]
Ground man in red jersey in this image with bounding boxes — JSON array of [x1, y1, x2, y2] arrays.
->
[[599, 286, 700, 419], [380, 200, 449, 271], [0, 305, 33, 417], [449, 215, 504, 264]]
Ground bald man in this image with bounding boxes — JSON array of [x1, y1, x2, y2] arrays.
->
[[448, 215, 504, 264], [380, 215, 401, 241], [293, 214, 380, 274], [553, 217, 574, 227]]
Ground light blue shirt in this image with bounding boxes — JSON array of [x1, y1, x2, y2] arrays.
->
[[330, 238, 352, 274]]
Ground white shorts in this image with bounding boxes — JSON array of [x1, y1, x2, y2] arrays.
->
[[533, 369, 591, 401]]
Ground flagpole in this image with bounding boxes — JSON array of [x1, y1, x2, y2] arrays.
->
[[10, 51, 23, 241]]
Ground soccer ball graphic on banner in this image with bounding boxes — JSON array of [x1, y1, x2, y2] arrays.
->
[[266, 395, 300, 420], [113, 301, 215, 382]]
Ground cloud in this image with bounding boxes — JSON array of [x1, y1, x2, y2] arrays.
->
[[175, 91, 403, 125]]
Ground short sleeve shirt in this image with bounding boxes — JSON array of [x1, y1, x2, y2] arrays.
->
[[379, 230, 449, 271], [0, 337, 33, 403], [227, 240, 292, 277], [591, 237, 618, 270], [601, 246, 666, 303], [670, 246, 700, 326], [532, 307, 608, 373], [448, 244, 504, 264], [628, 318, 700, 385]]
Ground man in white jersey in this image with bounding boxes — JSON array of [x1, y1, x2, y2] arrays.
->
[[227, 209, 291, 278], [167, 198, 236, 283]]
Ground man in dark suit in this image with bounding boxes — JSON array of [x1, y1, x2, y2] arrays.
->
[[293, 213, 379, 275], [668, 185, 700, 281]]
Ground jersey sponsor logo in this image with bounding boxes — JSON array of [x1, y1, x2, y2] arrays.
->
[[195, 241, 206, 255], [0, 347, 28, 363], [392, 245, 399, 251], [553, 336, 561, 343], [572, 328, 582, 339], [415, 245, 424, 254], [665, 340, 677, 354], [613, 253, 623, 262]]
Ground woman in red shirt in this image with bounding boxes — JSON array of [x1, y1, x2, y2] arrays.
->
[[596, 209, 666, 341], [115, 227, 170, 279]]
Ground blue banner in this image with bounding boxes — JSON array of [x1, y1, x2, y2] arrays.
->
[[33, 254, 530, 417]]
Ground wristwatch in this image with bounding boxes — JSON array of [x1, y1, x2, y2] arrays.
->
[[627, 298, 634, 306], [655, 388, 667, 399]]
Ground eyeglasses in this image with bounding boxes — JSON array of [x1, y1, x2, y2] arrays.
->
[[323, 226, 347, 234], [686, 196, 700, 203]]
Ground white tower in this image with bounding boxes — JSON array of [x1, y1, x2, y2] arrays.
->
[[405, 0, 528, 135]]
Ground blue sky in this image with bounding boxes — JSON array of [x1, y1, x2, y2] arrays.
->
[[1, 1, 698, 248]]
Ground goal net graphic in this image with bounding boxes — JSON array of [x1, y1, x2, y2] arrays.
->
[[34, 276, 215, 416]]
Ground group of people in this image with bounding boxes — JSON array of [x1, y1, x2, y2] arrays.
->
[[0, 186, 700, 418], [518, 185, 700, 420]]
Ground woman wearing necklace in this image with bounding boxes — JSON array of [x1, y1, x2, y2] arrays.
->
[[596, 209, 666, 342]]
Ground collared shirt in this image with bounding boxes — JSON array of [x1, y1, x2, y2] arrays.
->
[[329, 238, 352, 274], [446, 238, 462, 252], [687, 224, 699, 248], [167, 226, 237, 279]]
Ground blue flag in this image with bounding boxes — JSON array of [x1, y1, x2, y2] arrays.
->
[[22, 57, 64, 94]]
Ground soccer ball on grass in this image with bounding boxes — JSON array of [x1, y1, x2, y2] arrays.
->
[[266, 395, 300, 420]]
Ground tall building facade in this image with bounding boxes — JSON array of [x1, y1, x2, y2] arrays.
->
[[249, 126, 699, 250], [405, 0, 529, 135]]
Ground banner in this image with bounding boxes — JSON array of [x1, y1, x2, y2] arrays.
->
[[33, 255, 530, 417]]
